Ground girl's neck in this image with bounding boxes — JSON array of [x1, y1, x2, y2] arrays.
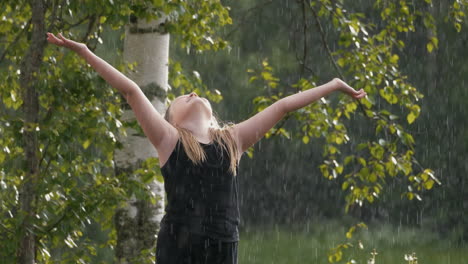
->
[[178, 118, 212, 143]]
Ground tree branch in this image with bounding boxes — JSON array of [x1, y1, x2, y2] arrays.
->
[[291, 3, 316, 85], [82, 14, 103, 52], [64, 15, 93, 31], [0, 222, 13, 234], [38, 139, 51, 170], [300, 0, 308, 78], [35, 209, 67, 241], [308, 4, 344, 80], [48, 11, 93, 33], [308, 2, 370, 118], [46, 0, 60, 32], [271, 113, 293, 137], [224, 0, 274, 39]]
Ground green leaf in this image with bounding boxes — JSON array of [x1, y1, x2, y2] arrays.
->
[[407, 192, 414, 200], [407, 111, 416, 124], [370, 144, 384, 160], [431, 37, 439, 48], [82, 139, 91, 149], [369, 173, 377, 183], [401, 6, 409, 15], [261, 71, 273, 81], [359, 167, 370, 178], [344, 155, 354, 165], [342, 181, 350, 191], [357, 143, 367, 151], [335, 136, 343, 145], [409, 105, 421, 123], [390, 54, 399, 64], [427, 42, 434, 53], [337, 58, 346, 67], [424, 179, 435, 190], [302, 135, 310, 144], [320, 164, 329, 178], [336, 166, 344, 174], [379, 88, 398, 104], [357, 157, 367, 167], [278, 128, 290, 139]]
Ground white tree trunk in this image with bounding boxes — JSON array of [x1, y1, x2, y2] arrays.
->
[[114, 16, 169, 263]]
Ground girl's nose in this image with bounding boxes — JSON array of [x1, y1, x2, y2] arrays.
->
[[189, 92, 198, 97]]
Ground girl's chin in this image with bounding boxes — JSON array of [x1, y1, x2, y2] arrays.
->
[[192, 98, 211, 108]]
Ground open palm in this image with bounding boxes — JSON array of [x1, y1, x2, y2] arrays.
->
[[46, 32, 87, 53], [347, 88, 367, 99]]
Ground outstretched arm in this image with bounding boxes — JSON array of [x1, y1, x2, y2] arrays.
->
[[47, 32, 137, 97], [231, 78, 366, 153], [46, 32, 176, 153]]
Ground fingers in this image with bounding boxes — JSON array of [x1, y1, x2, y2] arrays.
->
[[47, 32, 59, 42], [358, 91, 367, 99], [356, 93, 366, 99], [353, 89, 367, 99], [47, 32, 58, 38], [46, 32, 68, 47], [58, 33, 69, 45], [339, 83, 367, 100], [58, 33, 66, 41], [46, 32, 59, 44]]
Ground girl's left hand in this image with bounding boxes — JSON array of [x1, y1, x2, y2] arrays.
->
[[335, 78, 367, 99], [347, 87, 367, 99]]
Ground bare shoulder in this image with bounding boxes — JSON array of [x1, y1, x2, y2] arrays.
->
[[226, 125, 240, 142], [226, 125, 243, 158]]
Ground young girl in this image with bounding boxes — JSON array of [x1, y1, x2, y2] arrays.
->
[[47, 32, 366, 264]]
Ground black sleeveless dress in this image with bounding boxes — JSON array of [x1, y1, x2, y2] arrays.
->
[[156, 138, 240, 264]]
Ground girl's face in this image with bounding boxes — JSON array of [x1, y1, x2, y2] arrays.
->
[[168, 92, 212, 125]]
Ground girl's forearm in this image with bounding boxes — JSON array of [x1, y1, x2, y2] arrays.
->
[[278, 78, 341, 113], [78, 48, 139, 97]]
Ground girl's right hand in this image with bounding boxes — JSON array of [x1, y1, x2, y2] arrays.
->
[[46, 32, 88, 54]]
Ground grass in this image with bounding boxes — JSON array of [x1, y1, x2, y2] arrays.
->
[[238, 220, 468, 264]]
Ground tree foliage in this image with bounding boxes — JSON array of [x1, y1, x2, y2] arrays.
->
[[1, 0, 467, 262], [0, 0, 230, 262], [245, 0, 467, 217], [235, 0, 467, 261]]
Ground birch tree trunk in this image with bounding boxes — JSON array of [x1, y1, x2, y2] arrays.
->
[[114, 15, 169, 263]]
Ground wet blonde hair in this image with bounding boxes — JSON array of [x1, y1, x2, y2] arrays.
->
[[164, 102, 240, 175]]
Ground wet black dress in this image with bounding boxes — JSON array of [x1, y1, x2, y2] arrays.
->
[[156, 138, 240, 264]]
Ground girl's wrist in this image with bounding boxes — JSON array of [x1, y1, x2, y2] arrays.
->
[[75, 45, 89, 57], [332, 78, 344, 92]]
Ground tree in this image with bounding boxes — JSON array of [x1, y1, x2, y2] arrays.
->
[[113, 15, 169, 263], [207, 0, 467, 224], [218, 0, 467, 261], [0, 0, 231, 262]]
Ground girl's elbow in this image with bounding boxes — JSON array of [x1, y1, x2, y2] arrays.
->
[[126, 82, 140, 97]]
